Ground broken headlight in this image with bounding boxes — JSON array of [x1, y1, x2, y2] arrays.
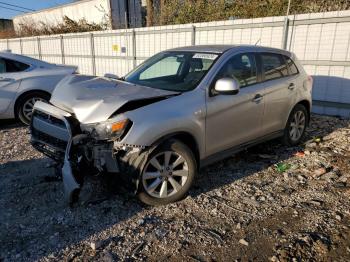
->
[[81, 119, 131, 140]]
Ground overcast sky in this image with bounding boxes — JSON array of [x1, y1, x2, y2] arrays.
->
[[0, 0, 74, 19]]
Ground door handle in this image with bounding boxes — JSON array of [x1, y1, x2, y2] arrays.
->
[[288, 83, 295, 90], [253, 94, 263, 103]]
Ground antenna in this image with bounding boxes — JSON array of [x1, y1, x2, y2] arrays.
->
[[255, 39, 261, 46]]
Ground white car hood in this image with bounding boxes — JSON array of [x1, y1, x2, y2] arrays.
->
[[50, 74, 178, 124]]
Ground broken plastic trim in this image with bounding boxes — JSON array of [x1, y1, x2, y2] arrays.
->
[[61, 118, 81, 204]]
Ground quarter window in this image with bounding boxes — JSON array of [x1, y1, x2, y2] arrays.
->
[[261, 53, 288, 81], [0, 58, 30, 73], [0, 59, 5, 73], [216, 53, 257, 87], [284, 56, 299, 75]]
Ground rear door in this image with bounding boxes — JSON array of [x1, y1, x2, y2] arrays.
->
[[205, 52, 265, 156], [258, 52, 296, 134], [0, 57, 30, 113]]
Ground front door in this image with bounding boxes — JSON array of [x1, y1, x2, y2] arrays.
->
[[205, 52, 265, 157]]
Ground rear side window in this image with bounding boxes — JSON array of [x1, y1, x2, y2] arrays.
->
[[261, 53, 288, 81], [2, 58, 30, 73], [284, 56, 299, 75]]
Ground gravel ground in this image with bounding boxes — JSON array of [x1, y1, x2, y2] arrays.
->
[[1, 114, 350, 262]]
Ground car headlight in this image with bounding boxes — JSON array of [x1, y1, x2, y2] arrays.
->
[[81, 119, 131, 140]]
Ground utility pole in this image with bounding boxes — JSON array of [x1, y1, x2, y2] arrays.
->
[[282, 0, 292, 50], [286, 0, 291, 16], [124, 0, 129, 29]]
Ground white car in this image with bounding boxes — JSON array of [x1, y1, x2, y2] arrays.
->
[[0, 51, 77, 124]]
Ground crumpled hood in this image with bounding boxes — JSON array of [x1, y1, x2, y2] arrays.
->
[[50, 74, 178, 124]]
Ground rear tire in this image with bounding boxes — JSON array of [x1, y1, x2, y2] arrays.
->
[[16, 91, 50, 125], [137, 139, 197, 206], [282, 104, 308, 146]]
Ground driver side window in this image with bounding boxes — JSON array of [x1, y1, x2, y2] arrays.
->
[[216, 53, 257, 88]]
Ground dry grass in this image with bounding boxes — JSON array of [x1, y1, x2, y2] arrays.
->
[[0, 29, 16, 39], [0, 16, 108, 39]]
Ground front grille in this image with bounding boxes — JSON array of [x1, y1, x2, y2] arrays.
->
[[31, 128, 67, 151], [34, 110, 66, 128], [31, 109, 71, 160]]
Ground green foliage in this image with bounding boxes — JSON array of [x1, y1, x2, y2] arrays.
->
[[154, 0, 350, 26]]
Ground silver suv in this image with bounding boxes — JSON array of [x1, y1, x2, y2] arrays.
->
[[30, 45, 313, 205]]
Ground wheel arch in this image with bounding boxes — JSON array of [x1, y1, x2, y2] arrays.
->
[[296, 99, 311, 125], [150, 131, 201, 170], [14, 89, 51, 117]]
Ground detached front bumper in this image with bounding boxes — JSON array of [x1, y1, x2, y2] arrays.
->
[[30, 101, 83, 203], [30, 102, 134, 204]]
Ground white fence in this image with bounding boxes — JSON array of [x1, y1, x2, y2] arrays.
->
[[1, 10, 350, 117]]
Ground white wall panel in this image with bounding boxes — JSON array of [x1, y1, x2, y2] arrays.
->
[[0, 40, 7, 50], [317, 23, 337, 60], [8, 39, 21, 54], [291, 25, 309, 59], [21, 39, 38, 56], [304, 24, 322, 60], [40, 55, 62, 64], [40, 37, 62, 56], [332, 22, 350, 61], [63, 35, 91, 56], [64, 56, 93, 75], [95, 58, 132, 76]]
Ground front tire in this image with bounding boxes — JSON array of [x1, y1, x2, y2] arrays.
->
[[138, 140, 197, 206], [16, 92, 50, 125], [282, 104, 308, 146]]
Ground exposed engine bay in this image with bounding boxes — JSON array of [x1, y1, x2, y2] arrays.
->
[[30, 75, 177, 203]]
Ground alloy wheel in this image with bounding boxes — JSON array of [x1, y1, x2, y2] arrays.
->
[[22, 97, 46, 122], [289, 110, 306, 142], [142, 151, 189, 198]]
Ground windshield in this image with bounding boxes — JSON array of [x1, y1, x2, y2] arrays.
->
[[124, 51, 219, 92]]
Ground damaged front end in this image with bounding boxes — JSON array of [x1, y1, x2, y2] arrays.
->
[[30, 101, 140, 204]]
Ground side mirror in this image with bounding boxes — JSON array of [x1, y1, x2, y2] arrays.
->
[[214, 77, 240, 95], [104, 73, 119, 80]]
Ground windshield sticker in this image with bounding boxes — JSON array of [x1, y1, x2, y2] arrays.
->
[[193, 53, 218, 60]]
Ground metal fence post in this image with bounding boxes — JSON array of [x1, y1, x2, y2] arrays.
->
[[191, 25, 196, 46], [60, 35, 65, 65], [281, 17, 289, 50], [90, 33, 96, 75], [19, 39, 23, 54], [132, 29, 137, 68], [37, 37, 42, 60]]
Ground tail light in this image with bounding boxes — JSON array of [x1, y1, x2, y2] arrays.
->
[[304, 75, 313, 90]]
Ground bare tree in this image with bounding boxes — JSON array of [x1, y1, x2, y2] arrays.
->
[[146, 0, 154, 26], [159, 0, 166, 25]]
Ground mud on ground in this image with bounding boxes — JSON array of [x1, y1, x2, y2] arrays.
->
[[0, 115, 350, 261]]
